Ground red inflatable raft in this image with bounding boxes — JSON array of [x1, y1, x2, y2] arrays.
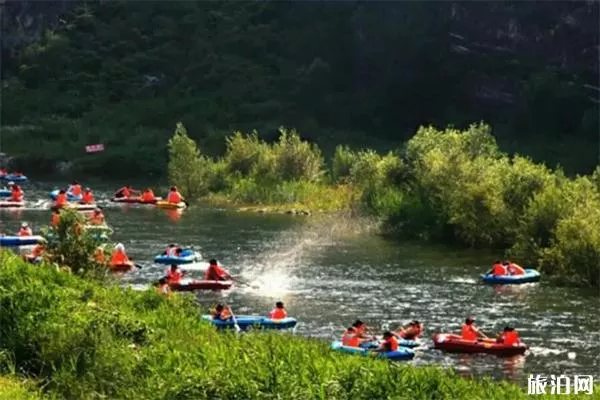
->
[[170, 280, 233, 292], [433, 333, 528, 356], [108, 262, 136, 272], [110, 197, 161, 204]]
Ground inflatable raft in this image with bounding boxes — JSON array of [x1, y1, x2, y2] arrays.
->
[[49, 190, 82, 202], [330, 341, 415, 361], [0, 235, 45, 247], [170, 279, 232, 292], [1, 174, 28, 183], [108, 262, 136, 272], [0, 200, 25, 208], [201, 315, 297, 330], [0, 189, 11, 198], [154, 249, 200, 265], [432, 333, 528, 356], [481, 269, 540, 284], [360, 338, 419, 349], [111, 197, 161, 204], [156, 200, 187, 210]]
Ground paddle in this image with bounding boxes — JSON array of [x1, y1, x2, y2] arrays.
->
[[228, 306, 241, 333], [134, 263, 143, 269]]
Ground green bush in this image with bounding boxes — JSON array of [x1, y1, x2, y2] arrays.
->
[[224, 132, 270, 177], [272, 128, 324, 182], [0, 252, 578, 399], [0, 376, 47, 400], [331, 145, 359, 183]]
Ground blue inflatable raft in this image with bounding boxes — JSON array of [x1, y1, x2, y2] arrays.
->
[[360, 338, 419, 349], [1, 174, 28, 183], [330, 341, 415, 361], [0, 235, 45, 247], [49, 189, 82, 202], [481, 269, 540, 284], [154, 249, 200, 265], [0, 189, 10, 198], [201, 315, 297, 331]]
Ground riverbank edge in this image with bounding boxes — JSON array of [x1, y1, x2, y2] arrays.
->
[[2, 251, 588, 399]]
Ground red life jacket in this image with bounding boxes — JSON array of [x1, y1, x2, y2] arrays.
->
[[342, 330, 360, 347], [492, 264, 507, 276], [382, 336, 399, 352], [461, 324, 478, 340], [268, 308, 287, 319]]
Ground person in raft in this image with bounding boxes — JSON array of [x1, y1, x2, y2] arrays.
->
[[88, 208, 106, 225], [54, 189, 69, 208], [394, 320, 424, 341], [461, 316, 487, 341], [166, 264, 185, 285], [496, 326, 522, 345], [163, 243, 183, 257], [353, 320, 375, 342], [81, 188, 95, 204], [68, 181, 83, 197], [140, 188, 156, 202], [211, 304, 232, 321], [18, 222, 32, 236], [113, 185, 139, 198], [204, 259, 231, 281], [166, 186, 184, 204], [110, 243, 130, 267], [490, 260, 507, 276], [268, 301, 288, 319], [342, 327, 360, 347], [372, 331, 399, 353], [10, 184, 23, 202], [24, 243, 45, 263], [51, 209, 61, 228], [505, 261, 526, 276], [155, 277, 172, 296]]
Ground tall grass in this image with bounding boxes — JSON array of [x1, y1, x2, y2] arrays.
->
[[2, 252, 591, 399]]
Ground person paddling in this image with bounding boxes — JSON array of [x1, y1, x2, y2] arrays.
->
[[461, 316, 487, 341], [69, 181, 82, 197], [18, 222, 32, 236], [140, 188, 156, 202], [211, 304, 232, 321], [268, 301, 288, 319], [166, 186, 184, 204], [110, 243, 130, 267], [506, 261, 526, 276], [166, 264, 185, 285], [10, 184, 23, 202], [163, 244, 183, 257], [54, 189, 68, 208], [341, 327, 360, 347], [88, 208, 105, 225], [114, 185, 138, 199], [490, 260, 507, 276], [81, 188, 95, 204], [394, 320, 424, 340], [204, 259, 231, 281], [496, 326, 522, 345], [372, 331, 399, 353]]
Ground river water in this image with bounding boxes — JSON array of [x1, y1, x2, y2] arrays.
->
[[1, 184, 598, 384]]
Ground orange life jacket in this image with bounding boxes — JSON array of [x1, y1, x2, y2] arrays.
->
[[492, 264, 507, 276], [499, 331, 520, 345], [55, 193, 68, 207], [70, 185, 82, 196], [204, 264, 228, 281], [110, 250, 129, 266], [18, 227, 32, 236], [342, 330, 360, 347], [89, 213, 105, 225], [212, 308, 231, 320], [51, 213, 60, 227], [507, 263, 525, 275], [382, 336, 399, 352], [82, 192, 94, 204], [167, 191, 182, 203], [268, 308, 287, 319], [141, 190, 155, 202], [11, 188, 23, 201], [461, 324, 478, 341], [166, 268, 183, 284], [95, 247, 105, 263], [31, 244, 44, 257]]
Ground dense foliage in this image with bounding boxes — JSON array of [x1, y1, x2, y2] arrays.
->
[[2, 1, 598, 175], [169, 122, 600, 287], [1, 252, 595, 400]]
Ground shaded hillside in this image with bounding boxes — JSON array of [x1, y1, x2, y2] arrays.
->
[[1, 1, 598, 176]]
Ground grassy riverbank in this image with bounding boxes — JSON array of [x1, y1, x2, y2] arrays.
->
[[168, 122, 600, 288], [1, 251, 595, 400]]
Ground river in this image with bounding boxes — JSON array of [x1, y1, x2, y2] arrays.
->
[[1, 183, 598, 384]]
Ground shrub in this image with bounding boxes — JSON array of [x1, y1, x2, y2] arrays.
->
[[224, 131, 270, 177], [331, 145, 359, 183], [272, 128, 324, 182]]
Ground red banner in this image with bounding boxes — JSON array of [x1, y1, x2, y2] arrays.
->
[[85, 144, 105, 153]]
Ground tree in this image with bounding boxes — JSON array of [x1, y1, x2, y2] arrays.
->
[[167, 122, 210, 199]]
